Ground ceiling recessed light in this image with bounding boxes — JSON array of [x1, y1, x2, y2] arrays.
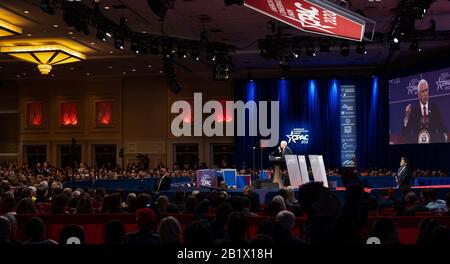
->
[[70, 67, 74, 70], [24, 10, 30, 14], [53, 24, 58, 28], [159, 70, 163, 74], [51, 74, 55, 77], [109, 50, 113, 54], [147, 64, 152, 68], [22, 73, 27, 75], [132, 69, 136, 72], [17, 75, 20, 78], [86, 73, 90, 76], [122, 72, 126, 75], [91, 42, 95, 45], [104, 6, 110, 10], [68, 32, 73, 35], [142, 31, 147, 34], [108, 66, 113, 69], [27, 34, 32, 37]]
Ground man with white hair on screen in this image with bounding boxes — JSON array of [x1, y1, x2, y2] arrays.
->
[[402, 79, 448, 144]]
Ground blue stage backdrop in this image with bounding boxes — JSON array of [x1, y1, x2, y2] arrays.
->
[[233, 77, 387, 171]]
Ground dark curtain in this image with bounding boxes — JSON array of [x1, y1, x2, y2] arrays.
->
[[355, 76, 389, 170], [234, 78, 341, 170]]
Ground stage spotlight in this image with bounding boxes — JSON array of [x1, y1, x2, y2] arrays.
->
[[409, 40, 421, 52], [40, 0, 55, 15], [305, 44, 315, 57], [293, 47, 301, 58], [224, 0, 244, 6], [96, 30, 107, 42], [161, 44, 174, 57], [248, 72, 254, 82], [414, 0, 434, 13], [207, 54, 216, 63], [114, 38, 125, 50], [191, 48, 200, 61], [177, 46, 188, 59], [214, 64, 230, 80], [340, 42, 350, 57], [130, 40, 139, 54], [149, 41, 160, 55], [356, 42, 367, 54]]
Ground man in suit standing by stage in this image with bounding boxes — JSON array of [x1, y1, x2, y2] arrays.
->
[[396, 157, 412, 188], [154, 168, 171, 193], [279, 140, 293, 158], [270, 141, 293, 186], [402, 79, 448, 144]]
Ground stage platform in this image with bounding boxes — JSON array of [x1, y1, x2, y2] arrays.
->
[[63, 176, 450, 205]]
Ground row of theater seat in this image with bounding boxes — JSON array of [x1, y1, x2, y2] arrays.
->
[[15, 213, 450, 244]]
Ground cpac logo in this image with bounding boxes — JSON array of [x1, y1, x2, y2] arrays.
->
[[200, 175, 212, 187], [406, 80, 419, 95], [286, 128, 309, 144], [436, 73, 450, 91]]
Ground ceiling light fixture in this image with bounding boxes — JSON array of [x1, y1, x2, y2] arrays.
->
[[0, 19, 23, 37], [0, 45, 86, 75]]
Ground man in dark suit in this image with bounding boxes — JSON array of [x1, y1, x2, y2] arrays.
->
[[402, 79, 448, 144], [396, 157, 412, 188], [269, 141, 293, 160], [154, 168, 171, 192], [278, 140, 293, 159], [270, 141, 293, 186]]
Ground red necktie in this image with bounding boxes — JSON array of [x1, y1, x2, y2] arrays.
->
[[423, 105, 428, 128]]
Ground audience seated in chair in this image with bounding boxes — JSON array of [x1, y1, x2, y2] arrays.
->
[[124, 208, 160, 245], [22, 217, 57, 244], [104, 220, 125, 244], [158, 216, 182, 245]]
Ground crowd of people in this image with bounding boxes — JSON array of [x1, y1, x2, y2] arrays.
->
[[1, 174, 450, 244], [1, 161, 447, 191], [1, 161, 450, 245]]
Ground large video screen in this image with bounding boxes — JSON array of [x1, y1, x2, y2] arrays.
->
[[389, 67, 450, 145]]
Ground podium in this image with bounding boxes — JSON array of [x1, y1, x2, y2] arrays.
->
[[269, 155, 282, 184]]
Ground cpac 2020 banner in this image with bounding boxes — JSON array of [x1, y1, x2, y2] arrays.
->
[[389, 67, 450, 145]]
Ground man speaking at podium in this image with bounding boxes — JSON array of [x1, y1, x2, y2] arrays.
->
[[271, 141, 293, 160], [402, 79, 447, 144], [269, 141, 292, 186]]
